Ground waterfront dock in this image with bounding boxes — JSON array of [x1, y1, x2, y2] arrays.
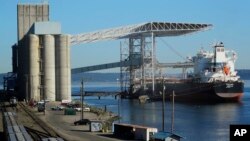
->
[[0, 100, 128, 141]]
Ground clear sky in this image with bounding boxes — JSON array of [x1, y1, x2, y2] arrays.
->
[[1, 0, 250, 73]]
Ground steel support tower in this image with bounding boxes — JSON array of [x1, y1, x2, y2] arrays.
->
[[71, 22, 212, 95], [119, 34, 157, 95]]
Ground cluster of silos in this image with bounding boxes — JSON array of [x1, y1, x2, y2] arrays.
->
[[27, 34, 71, 101], [15, 3, 71, 102], [15, 3, 48, 101]]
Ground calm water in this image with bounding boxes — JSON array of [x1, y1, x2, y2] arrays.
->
[[72, 80, 250, 141]]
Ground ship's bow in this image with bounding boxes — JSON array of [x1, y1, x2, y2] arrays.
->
[[214, 81, 244, 102]]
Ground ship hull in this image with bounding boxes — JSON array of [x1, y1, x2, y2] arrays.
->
[[127, 81, 244, 103]]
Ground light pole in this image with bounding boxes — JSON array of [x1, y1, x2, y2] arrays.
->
[[171, 90, 175, 133], [162, 77, 165, 132], [25, 74, 28, 103], [43, 85, 46, 115], [116, 78, 120, 123], [81, 78, 85, 120]]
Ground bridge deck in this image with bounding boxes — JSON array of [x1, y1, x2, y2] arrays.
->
[[72, 91, 120, 97]]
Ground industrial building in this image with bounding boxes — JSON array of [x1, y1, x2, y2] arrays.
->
[[8, 2, 211, 102], [70, 22, 212, 96], [12, 3, 71, 101]]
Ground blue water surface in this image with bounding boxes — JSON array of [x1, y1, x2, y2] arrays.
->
[[72, 80, 250, 141]]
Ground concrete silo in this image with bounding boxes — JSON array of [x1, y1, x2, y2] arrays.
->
[[15, 3, 73, 102], [28, 34, 40, 101], [55, 35, 71, 101], [16, 3, 49, 100], [17, 37, 29, 100], [43, 35, 56, 101]]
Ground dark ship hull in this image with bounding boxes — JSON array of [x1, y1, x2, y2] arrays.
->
[[124, 80, 244, 103]]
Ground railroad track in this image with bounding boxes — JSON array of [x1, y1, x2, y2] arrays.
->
[[18, 102, 66, 141], [1, 100, 66, 141], [25, 126, 54, 141]]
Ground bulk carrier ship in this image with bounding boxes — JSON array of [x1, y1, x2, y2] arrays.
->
[[130, 42, 244, 103]]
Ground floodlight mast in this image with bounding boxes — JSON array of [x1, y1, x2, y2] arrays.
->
[[70, 22, 212, 95]]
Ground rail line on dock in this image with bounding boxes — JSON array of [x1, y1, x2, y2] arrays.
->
[[18, 102, 66, 141], [1, 99, 66, 141]]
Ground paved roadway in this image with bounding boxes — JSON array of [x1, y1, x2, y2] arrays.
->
[[0, 100, 133, 141], [38, 102, 129, 141]]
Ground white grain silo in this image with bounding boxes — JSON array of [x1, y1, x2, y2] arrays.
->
[[43, 35, 56, 101], [28, 34, 40, 101], [55, 34, 71, 101], [17, 3, 49, 101]]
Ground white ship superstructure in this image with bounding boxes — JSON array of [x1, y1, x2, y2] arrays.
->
[[192, 42, 240, 83]]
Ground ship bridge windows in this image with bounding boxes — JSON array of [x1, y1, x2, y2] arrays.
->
[[216, 48, 225, 52]]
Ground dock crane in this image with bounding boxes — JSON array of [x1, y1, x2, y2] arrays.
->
[[70, 22, 212, 95]]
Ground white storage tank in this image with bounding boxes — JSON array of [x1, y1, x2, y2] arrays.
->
[[43, 35, 56, 101], [28, 34, 40, 101], [55, 34, 71, 101]]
